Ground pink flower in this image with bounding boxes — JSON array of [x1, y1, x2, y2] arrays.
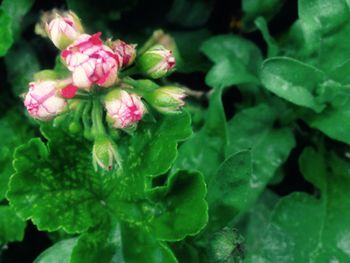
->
[[44, 11, 83, 49], [110, 40, 136, 67], [105, 89, 145, 128], [61, 33, 120, 90], [24, 81, 66, 120]]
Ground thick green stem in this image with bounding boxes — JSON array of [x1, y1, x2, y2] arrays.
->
[[119, 66, 139, 78], [92, 97, 106, 137]]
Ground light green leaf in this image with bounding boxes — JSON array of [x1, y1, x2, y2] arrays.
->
[[34, 238, 78, 263], [261, 57, 326, 112], [251, 147, 350, 262], [0, 205, 26, 246]]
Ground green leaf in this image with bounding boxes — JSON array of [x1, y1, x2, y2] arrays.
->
[[148, 171, 208, 241], [121, 224, 178, 263], [5, 42, 40, 96], [254, 17, 279, 57], [34, 238, 78, 263], [172, 88, 227, 180], [7, 113, 194, 235], [0, 8, 13, 57], [167, 0, 213, 28], [0, 108, 34, 201], [242, 0, 286, 31], [261, 57, 326, 112], [201, 35, 262, 88], [0, 205, 26, 246], [251, 147, 350, 262]]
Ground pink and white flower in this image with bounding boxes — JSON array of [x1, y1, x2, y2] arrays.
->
[[61, 33, 120, 90], [44, 11, 83, 49], [24, 81, 66, 120], [104, 89, 145, 128]]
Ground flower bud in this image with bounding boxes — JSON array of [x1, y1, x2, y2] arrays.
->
[[137, 45, 175, 79], [24, 81, 67, 120], [62, 33, 119, 90], [145, 87, 185, 114], [92, 136, 121, 171], [109, 40, 137, 67], [104, 89, 145, 128], [43, 10, 84, 49]]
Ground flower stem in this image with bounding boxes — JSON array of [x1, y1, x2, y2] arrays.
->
[[119, 66, 139, 78], [92, 97, 106, 137]]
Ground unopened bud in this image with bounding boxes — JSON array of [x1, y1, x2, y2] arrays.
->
[[42, 10, 84, 49], [137, 45, 175, 79], [92, 136, 121, 171], [145, 86, 185, 114], [104, 89, 145, 128]]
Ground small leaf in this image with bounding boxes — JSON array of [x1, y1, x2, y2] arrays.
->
[[34, 238, 78, 263], [0, 8, 13, 57], [0, 205, 26, 246], [121, 224, 178, 263], [148, 171, 208, 241], [242, 0, 286, 31], [261, 57, 326, 112]]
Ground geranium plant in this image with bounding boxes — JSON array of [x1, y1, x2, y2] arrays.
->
[[1, 0, 350, 262]]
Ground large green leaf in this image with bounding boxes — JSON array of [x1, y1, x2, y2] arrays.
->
[[261, 57, 326, 112], [7, 113, 192, 233], [0, 8, 13, 57], [251, 147, 350, 262]]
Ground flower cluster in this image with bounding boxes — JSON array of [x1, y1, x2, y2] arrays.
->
[[24, 10, 185, 171]]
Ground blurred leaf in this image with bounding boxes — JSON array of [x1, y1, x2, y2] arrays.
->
[[2, 0, 35, 37], [0, 206, 26, 246], [201, 35, 262, 88], [167, 0, 214, 28], [0, 108, 34, 201], [34, 238, 78, 263], [254, 17, 279, 57], [5, 42, 40, 96], [0, 8, 13, 57], [242, 0, 286, 31]]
